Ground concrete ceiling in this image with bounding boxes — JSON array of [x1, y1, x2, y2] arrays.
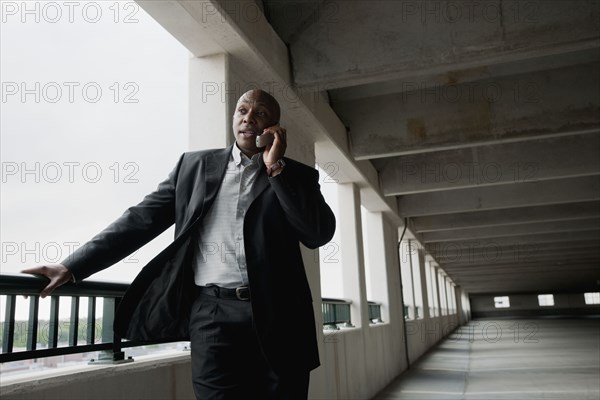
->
[[262, 0, 600, 295]]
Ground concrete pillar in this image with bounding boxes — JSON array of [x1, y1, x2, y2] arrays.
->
[[337, 182, 369, 328], [189, 53, 234, 150], [455, 286, 465, 325], [363, 210, 390, 322], [432, 263, 441, 317], [417, 249, 430, 318]]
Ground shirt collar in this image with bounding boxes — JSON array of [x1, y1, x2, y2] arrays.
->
[[232, 143, 261, 167], [232, 143, 244, 166]]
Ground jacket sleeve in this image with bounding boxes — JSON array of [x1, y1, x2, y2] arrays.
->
[[268, 160, 336, 249], [61, 153, 184, 281]]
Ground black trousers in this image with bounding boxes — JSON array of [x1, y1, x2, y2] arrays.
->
[[189, 289, 310, 400]]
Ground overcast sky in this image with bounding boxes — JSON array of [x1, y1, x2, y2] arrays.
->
[[1, 0, 190, 291]]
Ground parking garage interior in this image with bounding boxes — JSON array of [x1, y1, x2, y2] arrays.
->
[[1, 1, 599, 399]]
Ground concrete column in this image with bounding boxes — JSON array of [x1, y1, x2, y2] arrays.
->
[[337, 182, 369, 328], [432, 264, 442, 317], [363, 210, 390, 322], [455, 286, 465, 325], [418, 249, 430, 318], [189, 53, 234, 150]]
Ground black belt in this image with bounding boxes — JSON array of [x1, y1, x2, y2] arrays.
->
[[196, 285, 251, 301]]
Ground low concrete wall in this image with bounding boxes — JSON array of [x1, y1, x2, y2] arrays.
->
[[2, 316, 464, 400], [310, 313, 462, 399], [1, 352, 195, 400], [311, 323, 406, 400]]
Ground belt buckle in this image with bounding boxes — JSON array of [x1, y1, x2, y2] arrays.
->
[[235, 286, 250, 301]]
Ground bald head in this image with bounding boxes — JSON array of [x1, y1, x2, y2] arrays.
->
[[236, 89, 280, 124], [232, 89, 281, 156]]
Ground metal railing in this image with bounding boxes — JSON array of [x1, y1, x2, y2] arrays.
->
[[321, 298, 352, 330], [403, 305, 423, 320], [0, 274, 172, 364], [368, 301, 383, 323], [2, 275, 385, 363], [321, 299, 383, 328]]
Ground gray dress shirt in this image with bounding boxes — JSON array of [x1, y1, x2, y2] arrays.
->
[[193, 144, 262, 288]]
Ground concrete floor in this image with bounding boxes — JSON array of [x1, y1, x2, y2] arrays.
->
[[374, 318, 600, 400]]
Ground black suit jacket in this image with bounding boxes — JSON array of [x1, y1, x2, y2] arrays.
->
[[62, 145, 336, 373]]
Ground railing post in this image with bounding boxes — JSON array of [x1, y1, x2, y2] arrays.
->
[[2, 294, 16, 353], [48, 296, 60, 348], [89, 297, 132, 364], [101, 298, 114, 344], [69, 296, 79, 346], [86, 296, 96, 345], [26, 296, 39, 351]]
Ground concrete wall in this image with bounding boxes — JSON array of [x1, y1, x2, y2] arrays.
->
[[0, 315, 462, 400], [471, 293, 600, 318], [316, 325, 403, 399], [1, 353, 195, 400]]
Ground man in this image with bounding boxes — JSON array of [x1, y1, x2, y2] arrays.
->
[[23, 89, 336, 399]]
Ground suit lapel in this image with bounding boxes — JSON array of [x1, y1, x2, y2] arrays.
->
[[184, 146, 232, 224], [203, 145, 233, 217]]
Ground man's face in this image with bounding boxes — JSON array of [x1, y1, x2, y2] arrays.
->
[[233, 91, 279, 156]]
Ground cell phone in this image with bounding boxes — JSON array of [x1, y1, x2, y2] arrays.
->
[[256, 132, 275, 148]]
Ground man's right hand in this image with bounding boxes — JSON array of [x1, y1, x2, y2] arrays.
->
[[21, 264, 73, 298]]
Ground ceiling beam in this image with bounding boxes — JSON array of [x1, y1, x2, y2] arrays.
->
[[288, 0, 600, 90], [429, 240, 600, 263], [426, 230, 600, 252], [380, 133, 600, 195], [452, 266, 598, 279], [412, 202, 600, 232], [421, 218, 600, 243], [464, 278, 598, 294], [439, 249, 600, 267], [454, 269, 599, 289], [328, 47, 600, 102], [443, 257, 600, 271], [334, 62, 599, 159], [398, 176, 600, 217]]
